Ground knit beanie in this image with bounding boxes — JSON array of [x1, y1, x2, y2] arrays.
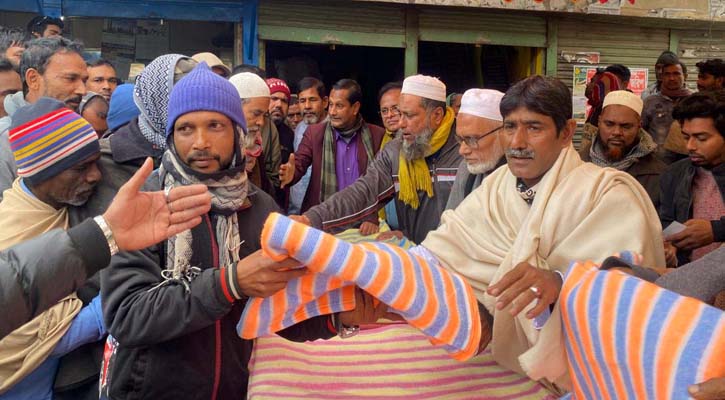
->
[[266, 78, 290, 101], [166, 62, 246, 137], [9, 97, 100, 185], [107, 83, 140, 131]]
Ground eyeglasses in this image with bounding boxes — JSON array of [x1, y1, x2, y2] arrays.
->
[[454, 126, 502, 149], [379, 106, 400, 117]]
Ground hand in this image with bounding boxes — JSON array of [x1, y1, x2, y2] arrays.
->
[[279, 153, 295, 189], [689, 377, 725, 399], [664, 241, 679, 267], [666, 219, 714, 251], [235, 249, 307, 298], [289, 214, 311, 226], [103, 158, 211, 251], [487, 262, 563, 319], [359, 221, 380, 236], [338, 288, 387, 326], [375, 230, 404, 241]]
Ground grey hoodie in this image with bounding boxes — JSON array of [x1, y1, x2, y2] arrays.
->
[[0, 91, 29, 200]]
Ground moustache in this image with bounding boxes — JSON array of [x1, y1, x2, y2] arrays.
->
[[65, 95, 82, 108], [505, 148, 535, 159], [186, 150, 221, 163]]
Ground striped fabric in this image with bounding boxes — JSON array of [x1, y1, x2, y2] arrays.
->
[[9, 108, 98, 179], [238, 213, 481, 361], [248, 323, 556, 400], [560, 256, 725, 400]]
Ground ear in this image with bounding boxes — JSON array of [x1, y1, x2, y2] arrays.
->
[[431, 106, 445, 126], [25, 68, 41, 92], [560, 119, 577, 144], [351, 101, 361, 116]]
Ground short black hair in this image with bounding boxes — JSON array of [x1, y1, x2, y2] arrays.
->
[[377, 81, 402, 103], [298, 77, 326, 98], [20, 37, 83, 83], [500, 75, 572, 133], [0, 58, 15, 73], [289, 94, 299, 106], [232, 64, 266, 78], [26, 16, 64, 37], [604, 64, 631, 83], [673, 90, 725, 137], [87, 58, 115, 69], [331, 78, 362, 105], [656, 50, 679, 66], [696, 59, 725, 79]]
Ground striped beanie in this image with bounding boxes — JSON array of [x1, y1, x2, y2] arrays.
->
[[9, 97, 100, 185]]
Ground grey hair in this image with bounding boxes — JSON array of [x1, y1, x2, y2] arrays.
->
[[420, 97, 446, 113], [20, 37, 83, 83], [0, 27, 25, 54]]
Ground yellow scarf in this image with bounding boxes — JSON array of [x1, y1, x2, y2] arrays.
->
[[0, 179, 82, 394], [381, 129, 395, 149], [397, 107, 455, 209]]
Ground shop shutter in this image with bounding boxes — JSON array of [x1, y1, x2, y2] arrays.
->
[[676, 29, 725, 91]]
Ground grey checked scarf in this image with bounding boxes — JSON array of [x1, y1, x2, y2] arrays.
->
[[134, 54, 187, 149], [320, 116, 374, 201], [157, 143, 248, 290], [589, 128, 657, 171]]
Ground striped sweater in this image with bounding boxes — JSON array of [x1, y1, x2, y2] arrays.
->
[[238, 213, 481, 361]]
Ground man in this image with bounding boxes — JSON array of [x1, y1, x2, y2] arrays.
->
[[696, 58, 725, 92], [445, 88, 506, 210], [447, 92, 462, 115], [191, 52, 231, 78], [85, 59, 118, 101], [642, 50, 679, 100], [420, 75, 663, 395], [26, 16, 63, 38], [267, 77, 294, 164], [0, 60, 21, 117], [100, 63, 371, 399], [579, 90, 666, 207], [280, 79, 385, 235], [79, 92, 109, 136], [294, 74, 462, 244], [0, 27, 25, 68], [0, 98, 104, 399], [378, 81, 402, 148], [289, 77, 329, 214], [604, 63, 631, 88], [660, 90, 725, 267], [0, 37, 87, 200], [286, 95, 302, 131], [0, 157, 210, 340], [643, 59, 692, 152]]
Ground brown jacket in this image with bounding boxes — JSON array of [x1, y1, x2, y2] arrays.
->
[[291, 120, 385, 213], [579, 141, 666, 209]]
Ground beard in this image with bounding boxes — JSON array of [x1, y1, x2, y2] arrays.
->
[[401, 127, 433, 161], [270, 107, 285, 124], [57, 184, 96, 206], [604, 138, 635, 162], [466, 141, 503, 174], [303, 111, 319, 124]]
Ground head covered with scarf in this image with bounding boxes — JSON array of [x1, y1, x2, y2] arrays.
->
[[134, 54, 198, 149], [161, 62, 248, 285]]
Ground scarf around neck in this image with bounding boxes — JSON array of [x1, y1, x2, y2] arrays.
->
[[134, 54, 186, 149], [158, 144, 249, 287], [589, 128, 657, 171], [397, 106, 455, 209], [660, 85, 692, 99], [320, 116, 374, 201]]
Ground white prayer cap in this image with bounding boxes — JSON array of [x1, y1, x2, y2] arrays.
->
[[229, 72, 270, 99], [401, 75, 447, 102], [458, 89, 505, 122], [602, 90, 643, 116]]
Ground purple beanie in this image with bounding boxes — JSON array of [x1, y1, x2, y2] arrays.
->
[[166, 62, 246, 137]]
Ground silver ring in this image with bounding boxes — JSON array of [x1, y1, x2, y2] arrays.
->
[[529, 286, 541, 296]]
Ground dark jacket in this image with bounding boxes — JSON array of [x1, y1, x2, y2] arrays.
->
[[291, 120, 386, 213], [659, 159, 725, 265], [306, 128, 462, 244], [100, 184, 334, 400], [0, 220, 109, 340], [579, 141, 666, 209]]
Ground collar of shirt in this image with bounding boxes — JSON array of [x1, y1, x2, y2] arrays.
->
[[19, 179, 36, 199]]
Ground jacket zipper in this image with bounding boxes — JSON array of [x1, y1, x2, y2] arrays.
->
[[206, 215, 222, 400]]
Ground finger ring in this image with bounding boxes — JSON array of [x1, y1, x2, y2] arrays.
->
[[529, 286, 541, 296], [164, 186, 172, 203]]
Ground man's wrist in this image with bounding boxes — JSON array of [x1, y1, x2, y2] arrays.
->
[[93, 215, 119, 256]]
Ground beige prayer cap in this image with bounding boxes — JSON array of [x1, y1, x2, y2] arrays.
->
[[602, 90, 644, 116], [402, 75, 447, 102], [192, 52, 231, 77], [229, 72, 271, 99], [458, 89, 505, 121]]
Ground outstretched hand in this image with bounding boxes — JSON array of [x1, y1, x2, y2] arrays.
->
[[103, 157, 212, 251]]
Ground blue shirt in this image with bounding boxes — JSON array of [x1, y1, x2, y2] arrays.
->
[[289, 122, 312, 215]]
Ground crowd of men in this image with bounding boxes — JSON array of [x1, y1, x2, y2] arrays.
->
[[0, 14, 723, 400]]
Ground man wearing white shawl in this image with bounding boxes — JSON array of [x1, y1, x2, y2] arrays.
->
[[420, 76, 665, 395]]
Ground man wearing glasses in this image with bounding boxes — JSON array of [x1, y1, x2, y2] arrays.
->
[[446, 89, 506, 210], [378, 81, 402, 148]]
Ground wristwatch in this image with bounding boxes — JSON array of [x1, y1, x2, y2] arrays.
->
[[93, 215, 119, 256], [332, 313, 359, 339]]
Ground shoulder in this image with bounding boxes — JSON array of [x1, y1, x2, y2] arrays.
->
[[305, 122, 327, 136], [366, 123, 385, 136], [663, 157, 692, 178]]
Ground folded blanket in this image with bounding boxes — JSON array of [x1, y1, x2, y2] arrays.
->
[[560, 256, 725, 400], [238, 213, 481, 361]]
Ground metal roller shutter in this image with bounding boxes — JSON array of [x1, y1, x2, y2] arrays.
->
[[676, 29, 725, 91]]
